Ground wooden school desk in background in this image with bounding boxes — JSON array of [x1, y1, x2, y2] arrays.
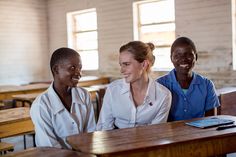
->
[[216, 87, 236, 116], [78, 76, 110, 87], [67, 115, 236, 157], [0, 83, 49, 101], [0, 107, 34, 149], [11, 87, 99, 108], [0, 76, 110, 102], [3, 147, 96, 157], [11, 87, 102, 121], [29, 76, 110, 87]]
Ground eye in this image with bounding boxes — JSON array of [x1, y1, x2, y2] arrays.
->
[[124, 63, 130, 66], [70, 66, 75, 71]]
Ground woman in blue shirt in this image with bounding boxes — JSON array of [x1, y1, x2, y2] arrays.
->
[[157, 37, 220, 121]]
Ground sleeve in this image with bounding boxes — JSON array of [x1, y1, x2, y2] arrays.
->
[[205, 79, 220, 111], [30, 101, 62, 148], [151, 90, 172, 124], [96, 87, 115, 131], [84, 91, 96, 132]]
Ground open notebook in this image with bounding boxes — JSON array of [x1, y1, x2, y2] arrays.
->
[[185, 117, 234, 128]]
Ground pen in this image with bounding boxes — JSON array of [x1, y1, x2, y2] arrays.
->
[[216, 124, 236, 130]]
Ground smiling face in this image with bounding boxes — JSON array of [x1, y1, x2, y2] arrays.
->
[[171, 44, 197, 75], [119, 50, 145, 83], [53, 54, 82, 88]]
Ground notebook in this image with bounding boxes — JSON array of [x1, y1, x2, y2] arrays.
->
[[185, 117, 234, 128]]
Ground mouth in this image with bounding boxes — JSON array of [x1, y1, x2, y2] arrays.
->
[[72, 77, 80, 82], [122, 74, 129, 78], [179, 64, 189, 68]]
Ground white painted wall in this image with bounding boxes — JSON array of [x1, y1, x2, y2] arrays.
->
[[0, 0, 235, 88], [0, 0, 49, 85]]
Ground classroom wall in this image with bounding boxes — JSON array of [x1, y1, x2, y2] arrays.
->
[[0, 0, 49, 85], [47, 0, 236, 88], [0, 0, 235, 88]]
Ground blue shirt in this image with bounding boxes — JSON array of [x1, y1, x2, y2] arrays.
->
[[157, 69, 220, 121]]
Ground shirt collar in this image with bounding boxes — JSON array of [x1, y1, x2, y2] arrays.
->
[[47, 83, 85, 115], [120, 77, 156, 103], [145, 77, 156, 104], [169, 69, 200, 85], [120, 79, 130, 94], [47, 83, 65, 114]]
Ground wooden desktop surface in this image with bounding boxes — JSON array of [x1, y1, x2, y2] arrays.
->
[[0, 76, 109, 101], [0, 107, 34, 138], [0, 83, 49, 101], [67, 115, 236, 157], [11, 87, 99, 104], [3, 147, 96, 157]]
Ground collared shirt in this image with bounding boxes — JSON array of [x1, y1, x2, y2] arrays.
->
[[30, 83, 96, 149], [96, 77, 171, 131], [157, 69, 220, 121]]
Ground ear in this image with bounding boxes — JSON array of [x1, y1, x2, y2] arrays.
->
[[142, 60, 149, 70], [170, 54, 174, 63], [52, 65, 59, 75]]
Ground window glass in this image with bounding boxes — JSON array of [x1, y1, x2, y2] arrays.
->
[[134, 0, 175, 71], [67, 8, 98, 70]]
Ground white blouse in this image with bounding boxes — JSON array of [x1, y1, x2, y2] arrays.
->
[[30, 83, 96, 149], [97, 78, 171, 131]]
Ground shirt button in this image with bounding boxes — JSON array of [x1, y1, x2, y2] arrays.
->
[[184, 109, 187, 112], [184, 98, 187, 101], [72, 122, 75, 124]]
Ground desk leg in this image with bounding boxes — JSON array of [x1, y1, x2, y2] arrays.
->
[[23, 135, 26, 149]]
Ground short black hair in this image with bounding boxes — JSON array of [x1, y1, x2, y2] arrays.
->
[[171, 37, 197, 56], [50, 47, 80, 74]]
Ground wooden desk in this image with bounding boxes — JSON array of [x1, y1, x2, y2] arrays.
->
[[0, 107, 34, 139], [11, 87, 99, 107], [29, 76, 110, 87], [11, 87, 100, 120], [3, 147, 96, 157], [67, 115, 236, 157], [12, 93, 40, 107], [0, 83, 49, 101], [79, 76, 110, 87]]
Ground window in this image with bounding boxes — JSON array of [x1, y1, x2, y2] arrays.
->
[[133, 0, 175, 71], [232, 0, 236, 70], [67, 8, 98, 70]]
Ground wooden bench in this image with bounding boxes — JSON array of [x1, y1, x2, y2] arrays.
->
[[0, 142, 14, 154], [218, 90, 236, 116]]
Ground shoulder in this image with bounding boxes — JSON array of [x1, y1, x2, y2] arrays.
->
[[156, 71, 174, 90], [31, 89, 50, 106], [106, 79, 124, 90], [154, 81, 171, 96], [157, 70, 173, 84], [194, 73, 215, 86], [30, 90, 51, 116]]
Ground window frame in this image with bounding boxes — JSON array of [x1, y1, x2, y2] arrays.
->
[[133, 0, 175, 71], [67, 8, 99, 71]]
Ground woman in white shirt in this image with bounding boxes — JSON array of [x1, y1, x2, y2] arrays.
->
[[97, 41, 172, 130], [30, 48, 96, 149]]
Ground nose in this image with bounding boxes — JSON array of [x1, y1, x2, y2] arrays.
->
[[75, 68, 82, 77]]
